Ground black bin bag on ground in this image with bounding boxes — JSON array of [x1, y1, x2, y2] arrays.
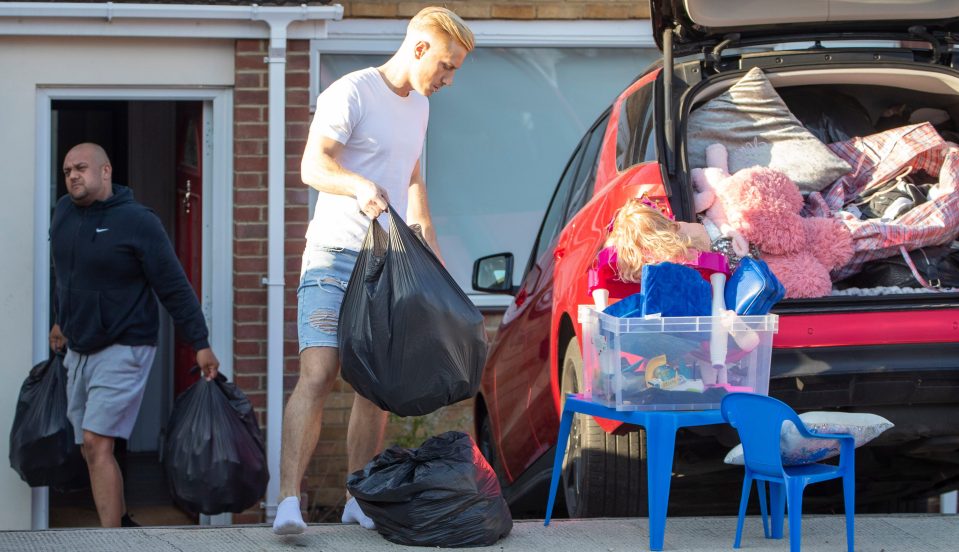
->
[[9, 354, 88, 491], [347, 431, 513, 547], [163, 373, 268, 515], [338, 207, 488, 417]]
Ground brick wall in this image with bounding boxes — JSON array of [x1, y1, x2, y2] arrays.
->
[[232, 37, 269, 525], [338, 1, 650, 19]]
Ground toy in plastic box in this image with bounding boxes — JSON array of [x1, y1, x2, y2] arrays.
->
[[578, 305, 778, 411]]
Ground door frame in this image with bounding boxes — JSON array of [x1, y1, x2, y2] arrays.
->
[[32, 86, 234, 528]]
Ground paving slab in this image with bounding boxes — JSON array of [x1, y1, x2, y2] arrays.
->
[[1, 514, 956, 552]]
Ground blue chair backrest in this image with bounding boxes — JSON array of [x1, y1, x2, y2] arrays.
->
[[721, 393, 806, 477]]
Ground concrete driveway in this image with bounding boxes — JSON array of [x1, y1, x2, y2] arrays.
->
[[1, 514, 957, 551]]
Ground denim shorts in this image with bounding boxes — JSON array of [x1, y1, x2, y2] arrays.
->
[[297, 247, 359, 353]]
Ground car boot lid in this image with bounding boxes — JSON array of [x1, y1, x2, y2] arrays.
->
[[651, 0, 959, 55]]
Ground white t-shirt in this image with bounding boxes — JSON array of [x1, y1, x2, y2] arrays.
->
[[303, 67, 429, 269]]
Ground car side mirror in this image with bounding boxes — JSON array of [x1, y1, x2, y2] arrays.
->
[[472, 253, 515, 294]]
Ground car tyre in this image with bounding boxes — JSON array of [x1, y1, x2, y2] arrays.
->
[[560, 336, 646, 517], [477, 407, 506, 486]]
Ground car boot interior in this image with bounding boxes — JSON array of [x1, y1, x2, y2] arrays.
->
[[682, 64, 959, 299]]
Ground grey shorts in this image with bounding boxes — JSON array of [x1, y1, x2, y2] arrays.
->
[[64, 344, 156, 445], [297, 247, 359, 353]]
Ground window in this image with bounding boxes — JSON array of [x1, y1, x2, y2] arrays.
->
[[615, 81, 656, 171], [314, 45, 661, 299], [564, 111, 611, 224], [531, 141, 585, 268]]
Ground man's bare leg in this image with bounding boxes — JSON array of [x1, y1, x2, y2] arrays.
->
[[341, 393, 389, 529], [81, 430, 125, 528], [346, 394, 389, 474], [273, 346, 338, 535]]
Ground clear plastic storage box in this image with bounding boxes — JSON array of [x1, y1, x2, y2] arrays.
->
[[578, 305, 779, 411]]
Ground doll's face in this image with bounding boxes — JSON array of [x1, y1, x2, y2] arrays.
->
[[675, 221, 711, 252]]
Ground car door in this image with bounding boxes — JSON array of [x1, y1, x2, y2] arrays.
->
[[526, 114, 610, 450], [486, 137, 587, 480]]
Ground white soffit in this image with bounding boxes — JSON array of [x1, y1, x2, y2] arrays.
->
[[0, 2, 343, 39]]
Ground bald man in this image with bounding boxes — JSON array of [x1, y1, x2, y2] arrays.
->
[[49, 143, 219, 528]]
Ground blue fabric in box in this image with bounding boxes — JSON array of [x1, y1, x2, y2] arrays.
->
[[605, 262, 711, 318], [641, 262, 712, 317]]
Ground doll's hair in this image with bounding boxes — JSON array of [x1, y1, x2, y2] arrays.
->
[[605, 199, 693, 283]]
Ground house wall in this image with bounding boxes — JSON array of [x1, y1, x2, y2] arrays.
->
[[4, 0, 647, 528], [0, 35, 233, 530]]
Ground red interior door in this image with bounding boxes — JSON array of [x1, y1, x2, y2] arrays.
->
[[174, 102, 204, 396]]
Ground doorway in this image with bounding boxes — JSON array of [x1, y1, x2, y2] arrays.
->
[[48, 99, 206, 527]]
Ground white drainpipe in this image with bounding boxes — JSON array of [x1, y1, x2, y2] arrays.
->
[[254, 10, 293, 525], [0, 2, 342, 529]]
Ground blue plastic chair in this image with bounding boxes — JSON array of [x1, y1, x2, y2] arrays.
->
[[720, 393, 855, 552]]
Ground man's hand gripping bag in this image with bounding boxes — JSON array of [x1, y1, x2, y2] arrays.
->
[[339, 208, 488, 417]]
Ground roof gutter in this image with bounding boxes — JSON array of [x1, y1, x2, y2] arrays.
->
[[0, 2, 343, 38], [3, 2, 343, 530]]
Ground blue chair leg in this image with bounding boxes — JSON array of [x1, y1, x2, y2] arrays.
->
[[544, 406, 575, 526], [734, 473, 752, 548], [843, 474, 855, 552], [785, 478, 805, 552], [769, 482, 786, 540], [757, 480, 770, 538]]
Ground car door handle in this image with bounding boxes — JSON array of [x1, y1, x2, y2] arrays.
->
[[553, 247, 566, 260]]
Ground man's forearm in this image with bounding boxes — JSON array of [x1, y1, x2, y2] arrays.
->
[[410, 219, 443, 262]]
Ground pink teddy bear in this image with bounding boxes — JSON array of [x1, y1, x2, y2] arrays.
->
[[692, 144, 854, 298]]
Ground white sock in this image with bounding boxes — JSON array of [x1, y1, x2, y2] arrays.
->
[[341, 497, 375, 530], [272, 496, 307, 535]]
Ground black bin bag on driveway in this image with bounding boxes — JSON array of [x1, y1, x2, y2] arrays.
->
[[163, 373, 268, 515], [339, 207, 488, 417], [347, 431, 513, 547], [9, 354, 87, 491]]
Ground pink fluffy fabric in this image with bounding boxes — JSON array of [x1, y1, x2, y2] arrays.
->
[[721, 167, 806, 255], [802, 217, 854, 271], [764, 251, 834, 299]]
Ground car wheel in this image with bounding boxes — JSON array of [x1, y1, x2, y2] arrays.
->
[[560, 336, 646, 517], [477, 407, 506, 485]]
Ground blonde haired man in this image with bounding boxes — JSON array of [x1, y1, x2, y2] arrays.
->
[[272, 7, 474, 535]]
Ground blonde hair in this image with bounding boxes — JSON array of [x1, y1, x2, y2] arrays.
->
[[409, 6, 475, 52], [605, 199, 693, 283]]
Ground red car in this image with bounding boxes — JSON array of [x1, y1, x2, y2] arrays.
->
[[472, 0, 959, 517]]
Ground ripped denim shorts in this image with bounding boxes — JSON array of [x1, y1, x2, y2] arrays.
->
[[297, 247, 359, 353]]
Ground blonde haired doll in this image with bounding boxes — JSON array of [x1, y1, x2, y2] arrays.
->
[[606, 198, 712, 282]]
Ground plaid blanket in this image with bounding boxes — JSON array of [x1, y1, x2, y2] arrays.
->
[[805, 123, 959, 280]]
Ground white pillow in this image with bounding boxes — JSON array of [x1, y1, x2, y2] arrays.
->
[[724, 411, 894, 466], [686, 67, 852, 193]]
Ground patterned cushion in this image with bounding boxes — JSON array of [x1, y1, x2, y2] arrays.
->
[[687, 67, 851, 193], [724, 411, 894, 466]]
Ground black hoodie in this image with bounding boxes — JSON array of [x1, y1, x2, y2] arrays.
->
[[51, 184, 210, 354]]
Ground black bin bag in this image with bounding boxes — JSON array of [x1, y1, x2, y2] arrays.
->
[[163, 373, 268, 515], [338, 208, 488, 417], [347, 431, 513, 548], [9, 354, 88, 491]]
